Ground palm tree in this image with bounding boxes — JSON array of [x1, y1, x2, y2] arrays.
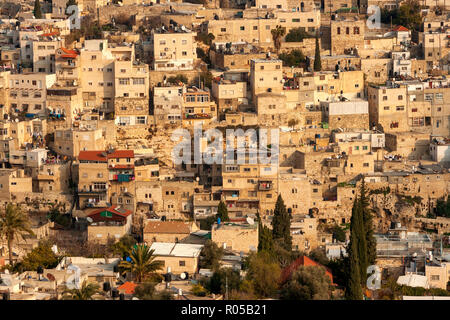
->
[[0, 203, 34, 265], [62, 280, 100, 300], [271, 25, 286, 54], [119, 244, 164, 283]]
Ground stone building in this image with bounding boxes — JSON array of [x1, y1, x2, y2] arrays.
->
[[320, 99, 369, 131], [211, 222, 258, 254], [330, 17, 365, 55], [150, 25, 197, 71]]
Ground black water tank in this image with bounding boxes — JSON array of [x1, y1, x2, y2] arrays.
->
[[103, 282, 111, 292], [113, 265, 119, 273], [3, 292, 10, 300], [111, 288, 119, 298], [161, 216, 167, 221], [164, 273, 172, 282], [37, 266, 44, 274], [119, 293, 125, 300]]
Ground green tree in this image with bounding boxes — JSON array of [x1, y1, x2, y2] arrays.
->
[[245, 251, 281, 298], [360, 181, 377, 266], [345, 200, 363, 300], [119, 244, 164, 283], [199, 239, 224, 270], [278, 50, 305, 67], [271, 25, 286, 53], [13, 241, 61, 273], [133, 281, 174, 300], [62, 280, 99, 300], [272, 195, 292, 251], [284, 27, 312, 42], [280, 265, 331, 300], [207, 268, 241, 295], [258, 219, 274, 255], [216, 201, 229, 222], [436, 196, 450, 218], [0, 204, 34, 265], [313, 34, 321, 72], [167, 74, 188, 85], [308, 247, 329, 266], [109, 235, 136, 259], [328, 224, 346, 243], [33, 0, 42, 19], [380, 0, 422, 31]]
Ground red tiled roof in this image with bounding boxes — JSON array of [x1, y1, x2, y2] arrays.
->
[[118, 282, 137, 295], [79, 150, 134, 162], [42, 31, 59, 37], [87, 206, 132, 222], [61, 53, 77, 59], [280, 256, 333, 284], [144, 221, 191, 234], [61, 47, 78, 55], [394, 26, 409, 32]]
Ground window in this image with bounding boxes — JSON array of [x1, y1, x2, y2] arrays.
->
[[137, 116, 146, 124], [396, 106, 405, 111], [179, 260, 185, 266], [292, 19, 300, 22], [119, 78, 130, 85], [240, 26, 245, 31], [221, 28, 226, 32], [431, 275, 440, 281], [133, 78, 145, 85], [398, 95, 403, 100], [337, 27, 341, 35]]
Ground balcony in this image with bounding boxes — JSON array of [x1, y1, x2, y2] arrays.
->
[[258, 181, 273, 191], [78, 188, 107, 194], [110, 174, 135, 182], [183, 113, 212, 120]]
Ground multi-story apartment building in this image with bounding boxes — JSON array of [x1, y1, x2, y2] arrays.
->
[[32, 35, 62, 74], [153, 85, 184, 127], [250, 58, 283, 98], [368, 84, 409, 132], [79, 40, 115, 114], [150, 25, 197, 71], [77, 149, 135, 209], [53, 128, 106, 158], [206, 10, 320, 46], [330, 17, 365, 55], [8, 72, 56, 116], [55, 47, 80, 87], [182, 87, 217, 128]]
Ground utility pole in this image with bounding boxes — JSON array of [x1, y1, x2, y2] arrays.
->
[[225, 274, 228, 300]]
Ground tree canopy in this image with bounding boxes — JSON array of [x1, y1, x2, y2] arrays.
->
[[280, 265, 331, 300]]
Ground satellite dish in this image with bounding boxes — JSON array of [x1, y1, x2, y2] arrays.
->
[[246, 217, 254, 225], [47, 273, 56, 282], [86, 217, 93, 223], [180, 272, 186, 280]]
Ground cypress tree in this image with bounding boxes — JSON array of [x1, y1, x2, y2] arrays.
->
[[216, 201, 229, 222], [313, 33, 321, 71], [356, 200, 368, 285], [272, 195, 292, 251], [346, 215, 363, 300], [33, 0, 42, 19], [360, 181, 377, 266], [258, 219, 274, 254]]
